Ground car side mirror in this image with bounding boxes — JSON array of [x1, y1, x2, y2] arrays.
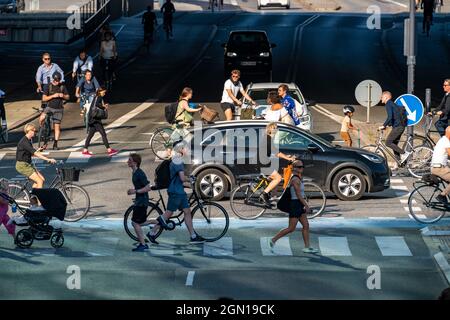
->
[[307, 144, 320, 153], [271, 43, 277, 48], [306, 100, 316, 107]]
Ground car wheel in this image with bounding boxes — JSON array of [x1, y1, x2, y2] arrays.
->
[[332, 169, 366, 201], [195, 169, 229, 201]]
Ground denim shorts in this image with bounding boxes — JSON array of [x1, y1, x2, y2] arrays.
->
[[167, 193, 189, 212]]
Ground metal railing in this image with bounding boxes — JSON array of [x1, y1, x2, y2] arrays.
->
[[68, 0, 111, 43]]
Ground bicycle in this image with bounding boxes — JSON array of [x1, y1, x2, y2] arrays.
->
[[123, 176, 229, 242], [37, 109, 53, 149], [7, 161, 90, 222], [362, 129, 433, 178], [229, 168, 326, 220], [412, 112, 438, 149], [408, 173, 449, 223]]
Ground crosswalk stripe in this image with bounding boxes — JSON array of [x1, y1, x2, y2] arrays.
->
[[66, 152, 90, 163], [0, 153, 5, 161], [318, 236, 352, 256], [390, 179, 404, 184], [391, 185, 409, 191], [230, 0, 238, 6], [375, 236, 412, 256], [86, 237, 120, 256], [110, 151, 133, 163], [400, 199, 416, 204], [203, 237, 233, 256], [408, 214, 427, 220], [404, 206, 422, 212], [148, 239, 175, 256], [260, 237, 292, 256]]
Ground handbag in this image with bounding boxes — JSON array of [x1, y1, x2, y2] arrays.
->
[[200, 105, 219, 123], [277, 187, 291, 213]]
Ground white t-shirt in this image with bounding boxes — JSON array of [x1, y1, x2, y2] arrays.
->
[[221, 79, 243, 104], [264, 105, 289, 122], [431, 136, 450, 166]]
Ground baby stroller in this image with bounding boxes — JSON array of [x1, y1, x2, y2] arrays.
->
[[8, 188, 67, 249]]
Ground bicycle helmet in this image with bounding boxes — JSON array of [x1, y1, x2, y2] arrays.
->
[[52, 72, 62, 82], [343, 105, 355, 114]]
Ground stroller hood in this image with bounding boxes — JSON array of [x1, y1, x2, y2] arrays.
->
[[31, 188, 67, 221]]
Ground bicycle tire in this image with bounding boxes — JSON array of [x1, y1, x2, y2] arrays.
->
[[406, 146, 433, 178], [361, 144, 387, 159], [230, 182, 266, 220], [408, 184, 446, 223], [123, 202, 164, 242], [59, 183, 90, 222], [7, 183, 30, 208], [410, 134, 434, 149], [191, 201, 229, 242], [150, 126, 174, 160], [303, 182, 326, 219]]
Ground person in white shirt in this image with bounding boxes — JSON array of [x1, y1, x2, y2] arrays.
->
[[220, 69, 256, 121], [72, 49, 94, 82], [431, 126, 450, 203], [264, 91, 293, 124]]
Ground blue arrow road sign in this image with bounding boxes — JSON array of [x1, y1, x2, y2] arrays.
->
[[395, 94, 424, 126]]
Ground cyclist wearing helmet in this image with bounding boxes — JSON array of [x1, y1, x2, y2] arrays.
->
[[340, 105, 356, 147], [40, 71, 70, 150]]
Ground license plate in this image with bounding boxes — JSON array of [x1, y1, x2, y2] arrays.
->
[[241, 61, 256, 66]]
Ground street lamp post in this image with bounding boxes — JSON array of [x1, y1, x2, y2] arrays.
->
[[407, 0, 416, 142]]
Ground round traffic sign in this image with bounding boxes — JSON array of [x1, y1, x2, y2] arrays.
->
[[355, 80, 382, 108], [394, 94, 424, 126]]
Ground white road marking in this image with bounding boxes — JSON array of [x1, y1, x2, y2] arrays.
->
[[149, 239, 175, 256], [404, 206, 422, 212], [185, 271, 195, 286], [391, 185, 409, 191], [384, 0, 408, 8], [66, 152, 91, 163], [203, 237, 233, 256], [408, 214, 427, 220], [375, 236, 412, 256], [260, 237, 293, 256], [0, 153, 5, 161], [110, 151, 133, 163], [395, 191, 409, 197], [390, 179, 404, 184], [318, 237, 352, 256], [434, 252, 450, 283], [421, 227, 450, 236], [86, 237, 120, 256], [400, 199, 416, 204], [230, 0, 238, 6], [368, 217, 397, 220]]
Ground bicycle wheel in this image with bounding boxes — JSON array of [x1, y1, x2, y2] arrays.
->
[[406, 146, 433, 178], [150, 126, 174, 160], [361, 144, 387, 159], [191, 201, 229, 242], [0, 127, 8, 143], [123, 202, 164, 242], [37, 121, 50, 148], [7, 183, 30, 208], [303, 182, 326, 219], [59, 184, 90, 222], [408, 134, 434, 149], [230, 182, 266, 220], [408, 184, 446, 223]]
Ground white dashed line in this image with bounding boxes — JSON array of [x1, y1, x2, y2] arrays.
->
[[318, 237, 352, 256], [375, 236, 412, 256], [408, 214, 427, 220], [390, 179, 404, 184], [260, 237, 293, 256], [185, 271, 195, 286], [384, 0, 408, 8], [391, 185, 409, 191]]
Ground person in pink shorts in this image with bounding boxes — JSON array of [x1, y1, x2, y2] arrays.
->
[[0, 179, 15, 239]]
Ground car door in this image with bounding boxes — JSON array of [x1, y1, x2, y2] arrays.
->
[[276, 128, 328, 185]]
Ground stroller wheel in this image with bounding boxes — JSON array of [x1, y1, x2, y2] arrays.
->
[[50, 233, 64, 248], [16, 229, 34, 248]]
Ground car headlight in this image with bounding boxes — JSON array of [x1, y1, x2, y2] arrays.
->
[[361, 153, 384, 163], [226, 52, 237, 57], [259, 52, 270, 57]]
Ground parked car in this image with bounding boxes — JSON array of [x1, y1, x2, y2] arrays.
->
[[0, 0, 20, 13], [184, 121, 390, 201], [257, 0, 290, 9], [240, 82, 313, 131], [221, 30, 276, 77]]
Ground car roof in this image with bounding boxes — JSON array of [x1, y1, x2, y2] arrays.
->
[[246, 82, 300, 90], [229, 30, 268, 35], [198, 120, 300, 131]]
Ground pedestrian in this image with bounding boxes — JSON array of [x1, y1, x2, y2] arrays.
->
[[100, 31, 118, 81], [0, 179, 15, 241], [264, 91, 293, 125], [81, 87, 118, 157], [220, 70, 256, 121], [420, 0, 435, 35], [142, 5, 157, 48], [340, 105, 356, 147], [430, 126, 450, 204], [278, 84, 301, 126], [432, 78, 450, 136], [147, 140, 206, 244], [378, 91, 408, 174], [75, 70, 100, 115], [126, 153, 151, 252], [35, 52, 65, 94], [175, 87, 203, 128], [269, 160, 318, 254]]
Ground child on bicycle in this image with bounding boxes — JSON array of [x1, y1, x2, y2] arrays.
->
[[0, 179, 16, 241], [340, 105, 356, 147], [147, 140, 205, 244], [269, 160, 318, 254]]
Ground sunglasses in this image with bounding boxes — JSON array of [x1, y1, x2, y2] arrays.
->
[[43, 58, 51, 61]]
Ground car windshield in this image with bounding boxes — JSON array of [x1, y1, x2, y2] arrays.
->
[[246, 89, 305, 105], [229, 33, 268, 46]]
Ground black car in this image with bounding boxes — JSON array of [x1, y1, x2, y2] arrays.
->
[[222, 30, 276, 76], [0, 0, 21, 13], [184, 121, 390, 201]]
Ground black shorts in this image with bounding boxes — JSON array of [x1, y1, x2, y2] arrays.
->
[[289, 200, 305, 218], [131, 206, 148, 224], [221, 102, 235, 113], [44, 107, 63, 124]]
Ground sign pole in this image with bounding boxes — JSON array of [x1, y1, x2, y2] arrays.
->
[[406, 0, 416, 148], [367, 83, 372, 123], [425, 88, 431, 113]]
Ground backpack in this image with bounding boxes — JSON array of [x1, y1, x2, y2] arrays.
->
[[165, 102, 183, 124], [154, 159, 173, 189], [394, 104, 408, 127]]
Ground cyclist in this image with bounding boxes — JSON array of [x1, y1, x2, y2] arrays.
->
[[161, 0, 176, 38], [40, 71, 70, 150], [432, 78, 450, 136], [72, 48, 93, 83], [147, 140, 206, 244], [75, 70, 100, 115], [421, 0, 435, 36], [15, 123, 56, 189], [35, 52, 65, 95], [100, 31, 118, 82], [221, 69, 257, 121], [142, 5, 157, 47], [430, 126, 450, 204], [0, 89, 5, 130], [340, 105, 356, 147], [260, 122, 296, 208]]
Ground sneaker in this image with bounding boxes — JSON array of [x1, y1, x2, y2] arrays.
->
[[400, 152, 410, 164], [52, 141, 59, 151], [259, 192, 272, 208], [302, 247, 319, 254], [82, 150, 93, 156], [157, 215, 170, 230], [190, 235, 205, 244], [108, 149, 119, 156], [146, 232, 159, 245], [132, 243, 149, 252], [436, 194, 448, 204]]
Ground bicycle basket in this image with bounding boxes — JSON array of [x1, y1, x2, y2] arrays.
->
[[60, 167, 81, 182]]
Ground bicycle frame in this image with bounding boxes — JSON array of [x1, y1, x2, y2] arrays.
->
[[374, 131, 413, 165]]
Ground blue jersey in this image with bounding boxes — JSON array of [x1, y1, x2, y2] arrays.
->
[[281, 94, 300, 125]]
